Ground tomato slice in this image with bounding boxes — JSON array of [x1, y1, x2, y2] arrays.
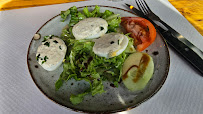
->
[[121, 17, 156, 52]]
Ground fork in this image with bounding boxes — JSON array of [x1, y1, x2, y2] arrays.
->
[[134, 0, 200, 46], [135, 0, 160, 21], [135, 0, 175, 32], [135, 0, 189, 39], [134, 0, 203, 75]]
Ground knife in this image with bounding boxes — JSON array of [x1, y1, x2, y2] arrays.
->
[[125, 3, 203, 75]]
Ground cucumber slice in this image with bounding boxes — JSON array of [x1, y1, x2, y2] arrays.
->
[[122, 52, 154, 91]]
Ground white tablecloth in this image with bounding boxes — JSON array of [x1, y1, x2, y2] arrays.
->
[[0, 0, 203, 114]]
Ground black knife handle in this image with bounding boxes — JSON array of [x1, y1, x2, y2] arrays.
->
[[157, 27, 203, 75]]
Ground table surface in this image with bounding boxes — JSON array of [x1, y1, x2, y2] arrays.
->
[[0, 0, 203, 114]]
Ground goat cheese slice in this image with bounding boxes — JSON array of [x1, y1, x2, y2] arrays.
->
[[36, 37, 67, 71], [93, 33, 129, 58], [72, 17, 108, 40]]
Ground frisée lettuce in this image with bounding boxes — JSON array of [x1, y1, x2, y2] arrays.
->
[[55, 6, 135, 105]]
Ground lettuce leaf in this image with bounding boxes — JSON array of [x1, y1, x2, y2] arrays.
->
[[91, 79, 105, 96], [125, 35, 136, 53], [61, 6, 86, 26], [104, 14, 121, 33], [70, 90, 89, 105], [83, 5, 101, 17], [60, 10, 70, 22], [102, 10, 113, 19], [56, 5, 130, 105]]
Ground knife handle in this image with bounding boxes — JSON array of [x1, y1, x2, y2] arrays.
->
[[158, 19, 202, 54], [157, 27, 203, 75]]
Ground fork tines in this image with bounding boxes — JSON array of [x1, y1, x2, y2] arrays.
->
[[135, 0, 152, 15]]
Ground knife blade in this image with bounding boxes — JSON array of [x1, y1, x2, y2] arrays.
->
[[125, 3, 203, 75]]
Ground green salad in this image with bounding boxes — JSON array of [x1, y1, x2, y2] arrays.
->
[[55, 6, 135, 105]]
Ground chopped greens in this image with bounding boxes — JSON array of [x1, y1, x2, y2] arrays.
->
[[53, 40, 58, 43], [70, 90, 89, 105], [36, 54, 40, 61], [44, 42, 50, 47], [42, 56, 48, 64], [56, 6, 135, 105], [55, 78, 63, 91], [83, 5, 101, 18], [42, 35, 54, 42], [61, 10, 70, 22], [100, 26, 104, 31], [59, 46, 62, 50]]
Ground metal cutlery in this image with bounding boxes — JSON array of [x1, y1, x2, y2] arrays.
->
[[125, 1, 203, 75]]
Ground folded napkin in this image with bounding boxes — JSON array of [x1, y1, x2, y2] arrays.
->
[[169, 0, 203, 36], [0, 0, 86, 11]]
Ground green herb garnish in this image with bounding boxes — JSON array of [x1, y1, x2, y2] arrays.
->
[[100, 26, 104, 31], [59, 46, 62, 50], [42, 56, 48, 64], [44, 42, 50, 47], [42, 36, 49, 42], [36, 54, 40, 61], [53, 40, 58, 43], [42, 35, 54, 42]]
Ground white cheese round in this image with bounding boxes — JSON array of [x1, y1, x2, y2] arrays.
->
[[93, 33, 129, 58], [36, 37, 67, 71], [72, 17, 108, 40]]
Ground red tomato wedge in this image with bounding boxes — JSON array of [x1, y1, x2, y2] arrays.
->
[[121, 17, 156, 52]]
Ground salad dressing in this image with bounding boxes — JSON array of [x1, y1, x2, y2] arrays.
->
[[122, 65, 138, 80], [133, 53, 150, 83], [122, 53, 150, 83]]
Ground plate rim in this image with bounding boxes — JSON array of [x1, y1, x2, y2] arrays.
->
[[27, 5, 170, 113]]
